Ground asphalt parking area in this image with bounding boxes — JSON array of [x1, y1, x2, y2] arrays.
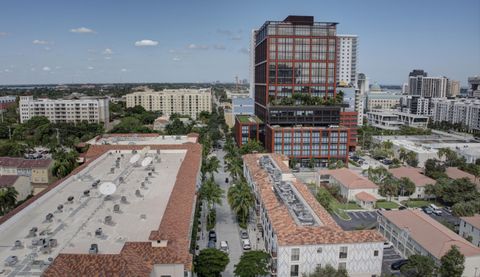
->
[[332, 211, 378, 231], [382, 247, 404, 276]]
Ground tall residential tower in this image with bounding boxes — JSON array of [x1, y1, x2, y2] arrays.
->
[[336, 35, 358, 87]]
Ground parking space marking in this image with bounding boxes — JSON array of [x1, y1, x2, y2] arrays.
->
[[351, 213, 359, 219], [358, 212, 367, 219]]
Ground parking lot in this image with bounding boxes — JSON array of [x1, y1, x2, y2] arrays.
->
[[426, 208, 460, 231], [333, 211, 378, 231], [382, 247, 403, 276]]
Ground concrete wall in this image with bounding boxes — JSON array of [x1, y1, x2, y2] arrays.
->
[[12, 176, 32, 202], [459, 220, 480, 247]]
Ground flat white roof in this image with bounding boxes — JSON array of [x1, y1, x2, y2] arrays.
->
[[87, 134, 197, 145], [0, 149, 186, 275]]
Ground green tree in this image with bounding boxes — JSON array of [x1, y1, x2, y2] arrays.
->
[[439, 246, 465, 277], [303, 264, 348, 277], [239, 140, 264, 155], [228, 182, 254, 227], [316, 189, 334, 212], [400, 254, 437, 277], [0, 187, 19, 215], [199, 177, 224, 211], [406, 151, 419, 167], [364, 167, 391, 185], [397, 177, 416, 197], [195, 248, 230, 277], [378, 177, 399, 200], [234, 250, 270, 277], [201, 156, 221, 180]]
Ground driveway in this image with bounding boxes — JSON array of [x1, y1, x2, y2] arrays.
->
[[382, 247, 404, 276], [333, 211, 378, 231]]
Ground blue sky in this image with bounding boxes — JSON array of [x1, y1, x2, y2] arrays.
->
[[0, 0, 478, 85]]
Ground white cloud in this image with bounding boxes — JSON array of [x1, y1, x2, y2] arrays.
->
[[102, 48, 113, 55], [70, 27, 96, 34], [42, 66, 51, 71], [0, 32, 8, 37], [31, 68, 36, 71], [188, 44, 209, 50], [4, 69, 11, 73], [134, 39, 158, 47], [121, 68, 127, 72], [213, 44, 226, 50], [105, 56, 112, 60], [32, 39, 50, 45], [172, 56, 181, 61], [44, 47, 51, 51], [87, 66, 94, 70]]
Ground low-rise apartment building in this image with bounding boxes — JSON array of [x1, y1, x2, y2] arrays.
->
[[387, 167, 436, 199], [0, 96, 16, 111], [367, 111, 428, 130], [0, 175, 31, 202], [0, 157, 53, 186], [378, 210, 480, 277], [316, 168, 379, 209], [459, 215, 480, 247], [19, 96, 109, 126], [125, 88, 211, 119], [365, 93, 402, 111], [431, 98, 480, 133], [244, 154, 385, 277]]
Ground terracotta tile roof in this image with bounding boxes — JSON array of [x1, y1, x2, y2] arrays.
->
[[0, 157, 53, 168], [388, 167, 436, 187], [0, 175, 19, 188], [355, 191, 377, 202], [243, 154, 385, 246], [318, 168, 378, 189], [461, 214, 480, 230], [380, 210, 480, 259], [446, 167, 480, 187], [1, 142, 202, 277]]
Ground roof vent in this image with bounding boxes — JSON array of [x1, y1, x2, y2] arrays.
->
[[28, 227, 38, 237], [83, 190, 90, 196], [45, 213, 54, 222], [119, 177, 124, 183], [5, 255, 18, 266], [140, 214, 146, 220], [104, 195, 112, 201], [67, 196, 74, 203], [105, 216, 113, 225], [110, 168, 115, 174], [121, 196, 128, 203], [135, 189, 142, 197], [89, 244, 98, 254], [14, 240, 22, 249], [41, 244, 51, 254], [49, 239, 57, 248], [95, 228, 103, 237], [57, 205, 63, 212], [113, 204, 120, 213]]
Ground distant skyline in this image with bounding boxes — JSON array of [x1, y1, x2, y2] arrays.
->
[[0, 0, 478, 85]]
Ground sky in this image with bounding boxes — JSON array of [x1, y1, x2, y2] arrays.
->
[[0, 0, 479, 86]]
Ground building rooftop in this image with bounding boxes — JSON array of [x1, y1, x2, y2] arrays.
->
[[0, 143, 201, 276], [318, 168, 378, 189], [0, 157, 53, 168], [236, 115, 262, 124], [0, 175, 20, 188], [86, 133, 198, 146], [129, 88, 211, 95], [355, 191, 377, 202], [388, 167, 436, 187], [461, 214, 480, 230], [445, 167, 480, 187], [380, 210, 480, 259], [243, 154, 384, 246]]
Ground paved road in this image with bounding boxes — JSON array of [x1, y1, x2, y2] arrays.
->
[[382, 247, 403, 276], [198, 144, 243, 277], [332, 211, 378, 231]]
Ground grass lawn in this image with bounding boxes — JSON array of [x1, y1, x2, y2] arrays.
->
[[334, 202, 363, 210], [401, 199, 442, 208], [375, 201, 399, 209]]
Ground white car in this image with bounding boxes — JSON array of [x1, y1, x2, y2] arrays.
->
[[383, 241, 393, 249], [220, 241, 229, 253], [242, 239, 251, 250]]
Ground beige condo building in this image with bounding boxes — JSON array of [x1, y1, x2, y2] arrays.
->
[[126, 88, 212, 119]]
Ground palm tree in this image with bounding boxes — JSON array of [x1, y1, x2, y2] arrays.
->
[[228, 182, 254, 226], [226, 158, 243, 180], [0, 187, 19, 215], [199, 177, 224, 210], [398, 147, 408, 163]]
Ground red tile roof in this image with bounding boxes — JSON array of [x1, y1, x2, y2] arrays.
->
[[461, 214, 480, 230], [388, 167, 436, 187], [380, 210, 480, 259], [243, 154, 385, 246], [318, 168, 378, 189], [0, 157, 53, 168], [355, 191, 377, 202], [0, 175, 19, 188], [0, 142, 202, 277], [446, 167, 480, 188]]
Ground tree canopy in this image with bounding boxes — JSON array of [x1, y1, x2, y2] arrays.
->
[[400, 254, 437, 277], [303, 264, 348, 277], [234, 250, 270, 277], [439, 246, 465, 277], [195, 248, 229, 277]]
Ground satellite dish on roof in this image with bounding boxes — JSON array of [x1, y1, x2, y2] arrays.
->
[[129, 154, 140, 164], [141, 157, 153, 167], [99, 182, 117, 195]]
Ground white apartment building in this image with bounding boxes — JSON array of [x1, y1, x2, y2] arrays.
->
[[431, 98, 480, 132], [378, 210, 480, 277], [365, 93, 402, 111], [243, 154, 384, 277], [19, 96, 109, 126], [367, 111, 429, 130], [125, 88, 212, 119], [460, 215, 480, 248], [408, 75, 448, 98], [336, 35, 358, 86]]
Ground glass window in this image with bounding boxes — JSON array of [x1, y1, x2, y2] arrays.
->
[[338, 262, 347, 270], [291, 248, 300, 261], [290, 265, 299, 277], [339, 246, 348, 259]]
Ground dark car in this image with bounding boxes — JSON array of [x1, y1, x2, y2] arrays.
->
[[207, 240, 216, 249], [225, 177, 229, 184], [208, 230, 217, 242], [398, 206, 407, 210], [391, 259, 409, 270], [240, 230, 249, 239]]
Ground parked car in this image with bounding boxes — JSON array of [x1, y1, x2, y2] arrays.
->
[[422, 206, 433, 214], [225, 177, 229, 183], [207, 240, 216, 249], [391, 259, 409, 270], [240, 230, 249, 239], [208, 230, 217, 242], [444, 206, 453, 214], [433, 209, 443, 216], [220, 241, 229, 253], [383, 241, 394, 249], [242, 239, 251, 250], [398, 206, 407, 210]]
